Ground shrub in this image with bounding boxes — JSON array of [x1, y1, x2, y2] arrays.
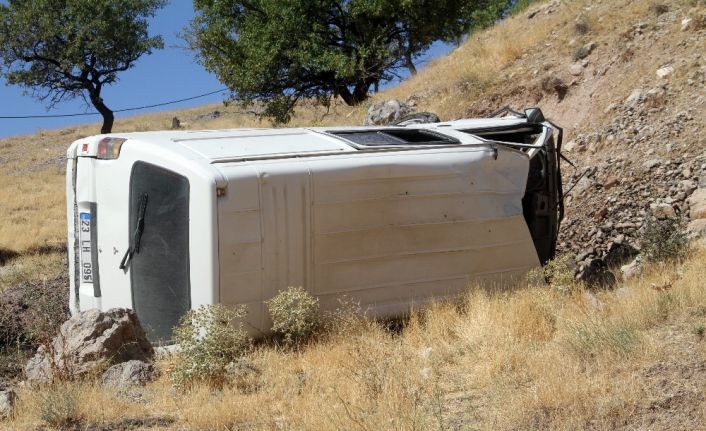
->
[[640, 217, 688, 263], [38, 384, 83, 429], [267, 287, 320, 346], [563, 318, 640, 360], [526, 254, 576, 293], [171, 304, 251, 389]]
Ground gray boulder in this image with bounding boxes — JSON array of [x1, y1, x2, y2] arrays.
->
[[25, 308, 154, 383], [0, 389, 16, 419], [364, 99, 415, 125], [102, 360, 159, 388]]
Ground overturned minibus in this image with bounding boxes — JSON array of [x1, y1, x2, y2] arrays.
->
[[66, 108, 563, 341]]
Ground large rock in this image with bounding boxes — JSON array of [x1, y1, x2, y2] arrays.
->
[[101, 360, 159, 388], [580, 258, 616, 288], [0, 389, 16, 419], [25, 308, 153, 383], [364, 99, 415, 125], [688, 188, 706, 220]]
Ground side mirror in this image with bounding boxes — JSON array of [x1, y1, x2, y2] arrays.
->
[[525, 108, 545, 124]]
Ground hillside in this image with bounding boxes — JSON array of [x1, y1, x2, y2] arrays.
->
[[1, 0, 706, 429]]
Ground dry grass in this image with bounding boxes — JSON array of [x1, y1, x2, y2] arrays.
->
[[0, 251, 65, 293], [5, 245, 706, 430]]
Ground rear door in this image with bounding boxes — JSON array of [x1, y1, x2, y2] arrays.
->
[[128, 161, 191, 341]]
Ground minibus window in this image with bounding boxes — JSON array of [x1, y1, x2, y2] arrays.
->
[[128, 162, 190, 341]]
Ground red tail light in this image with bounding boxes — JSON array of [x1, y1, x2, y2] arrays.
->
[[97, 138, 126, 159]]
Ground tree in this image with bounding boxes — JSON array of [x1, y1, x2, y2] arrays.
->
[[0, 0, 165, 134], [189, 0, 511, 123]]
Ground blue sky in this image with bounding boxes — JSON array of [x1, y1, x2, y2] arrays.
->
[[0, 1, 453, 138]]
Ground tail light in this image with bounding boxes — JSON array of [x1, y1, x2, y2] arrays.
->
[[97, 138, 126, 159]]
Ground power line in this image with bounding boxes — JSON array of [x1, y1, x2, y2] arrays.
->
[[0, 88, 229, 119]]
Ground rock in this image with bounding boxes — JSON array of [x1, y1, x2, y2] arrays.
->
[[580, 259, 616, 288], [625, 89, 643, 107], [572, 175, 594, 197], [394, 112, 441, 125], [196, 110, 222, 121], [604, 242, 639, 267], [364, 99, 415, 126], [603, 177, 620, 190], [25, 308, 153, 383], [681, 17, 693, 31], [650, 203, 676, 219], [643, 158, 662, 170], [680, 179, 697, 194], [102, 360, 159, 388], [541, 76, 568, 100], [574, 42, 596, 60], [569, 63, 584, 76], [656, 66, 674, 79], [687, 189, 706, 220], [0, 389, 16, 419], [687, 219, 706, 238], [170, 117, 181, 130], [620, 258, 641, 280]]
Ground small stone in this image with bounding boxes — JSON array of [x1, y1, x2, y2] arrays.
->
[[603, 177, 620, 190], [643, 158, 662, 170], [595, 206, 609, 220], [680, 179, 697, 193], [656, 66, 674, 79], [620, 258, 640, 277], [101, 360, 160, 388], [575, 42, 597, 60], [650, 203, 676, 219], [569, 63, 584, 76], [625, 89, 642, 107], [681, 17, 693, 31]]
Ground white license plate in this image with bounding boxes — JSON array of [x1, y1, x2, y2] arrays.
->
[[79, 212, 93, 283]]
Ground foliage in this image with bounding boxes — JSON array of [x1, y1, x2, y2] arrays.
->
[[562, 318, 640, 360], [38, 384, 84, 429], [640, 217, 689, 263], [0, 0, 165, 133], [526, 254, 577, 293], [171, 304, 251, 389], [267, 287, 320, 346], [188, 0, 512, 123]]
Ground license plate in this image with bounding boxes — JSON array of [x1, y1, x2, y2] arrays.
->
[[79, 212, 93, 283]]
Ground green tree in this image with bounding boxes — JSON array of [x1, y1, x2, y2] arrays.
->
[[189, 0, 510, 123], [0, 0, 165, 133]]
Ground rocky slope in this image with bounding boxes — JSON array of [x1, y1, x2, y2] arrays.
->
[[453, 0, 706, 280]]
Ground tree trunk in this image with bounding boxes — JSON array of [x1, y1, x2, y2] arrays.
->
[[336, 85, 356, 106], [335, 80, 372, 106], [405, 51, 417, 76], [89, 92, 114, 134]]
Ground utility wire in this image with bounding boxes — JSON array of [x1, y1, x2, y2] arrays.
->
[[0, 88, 228, 119]]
